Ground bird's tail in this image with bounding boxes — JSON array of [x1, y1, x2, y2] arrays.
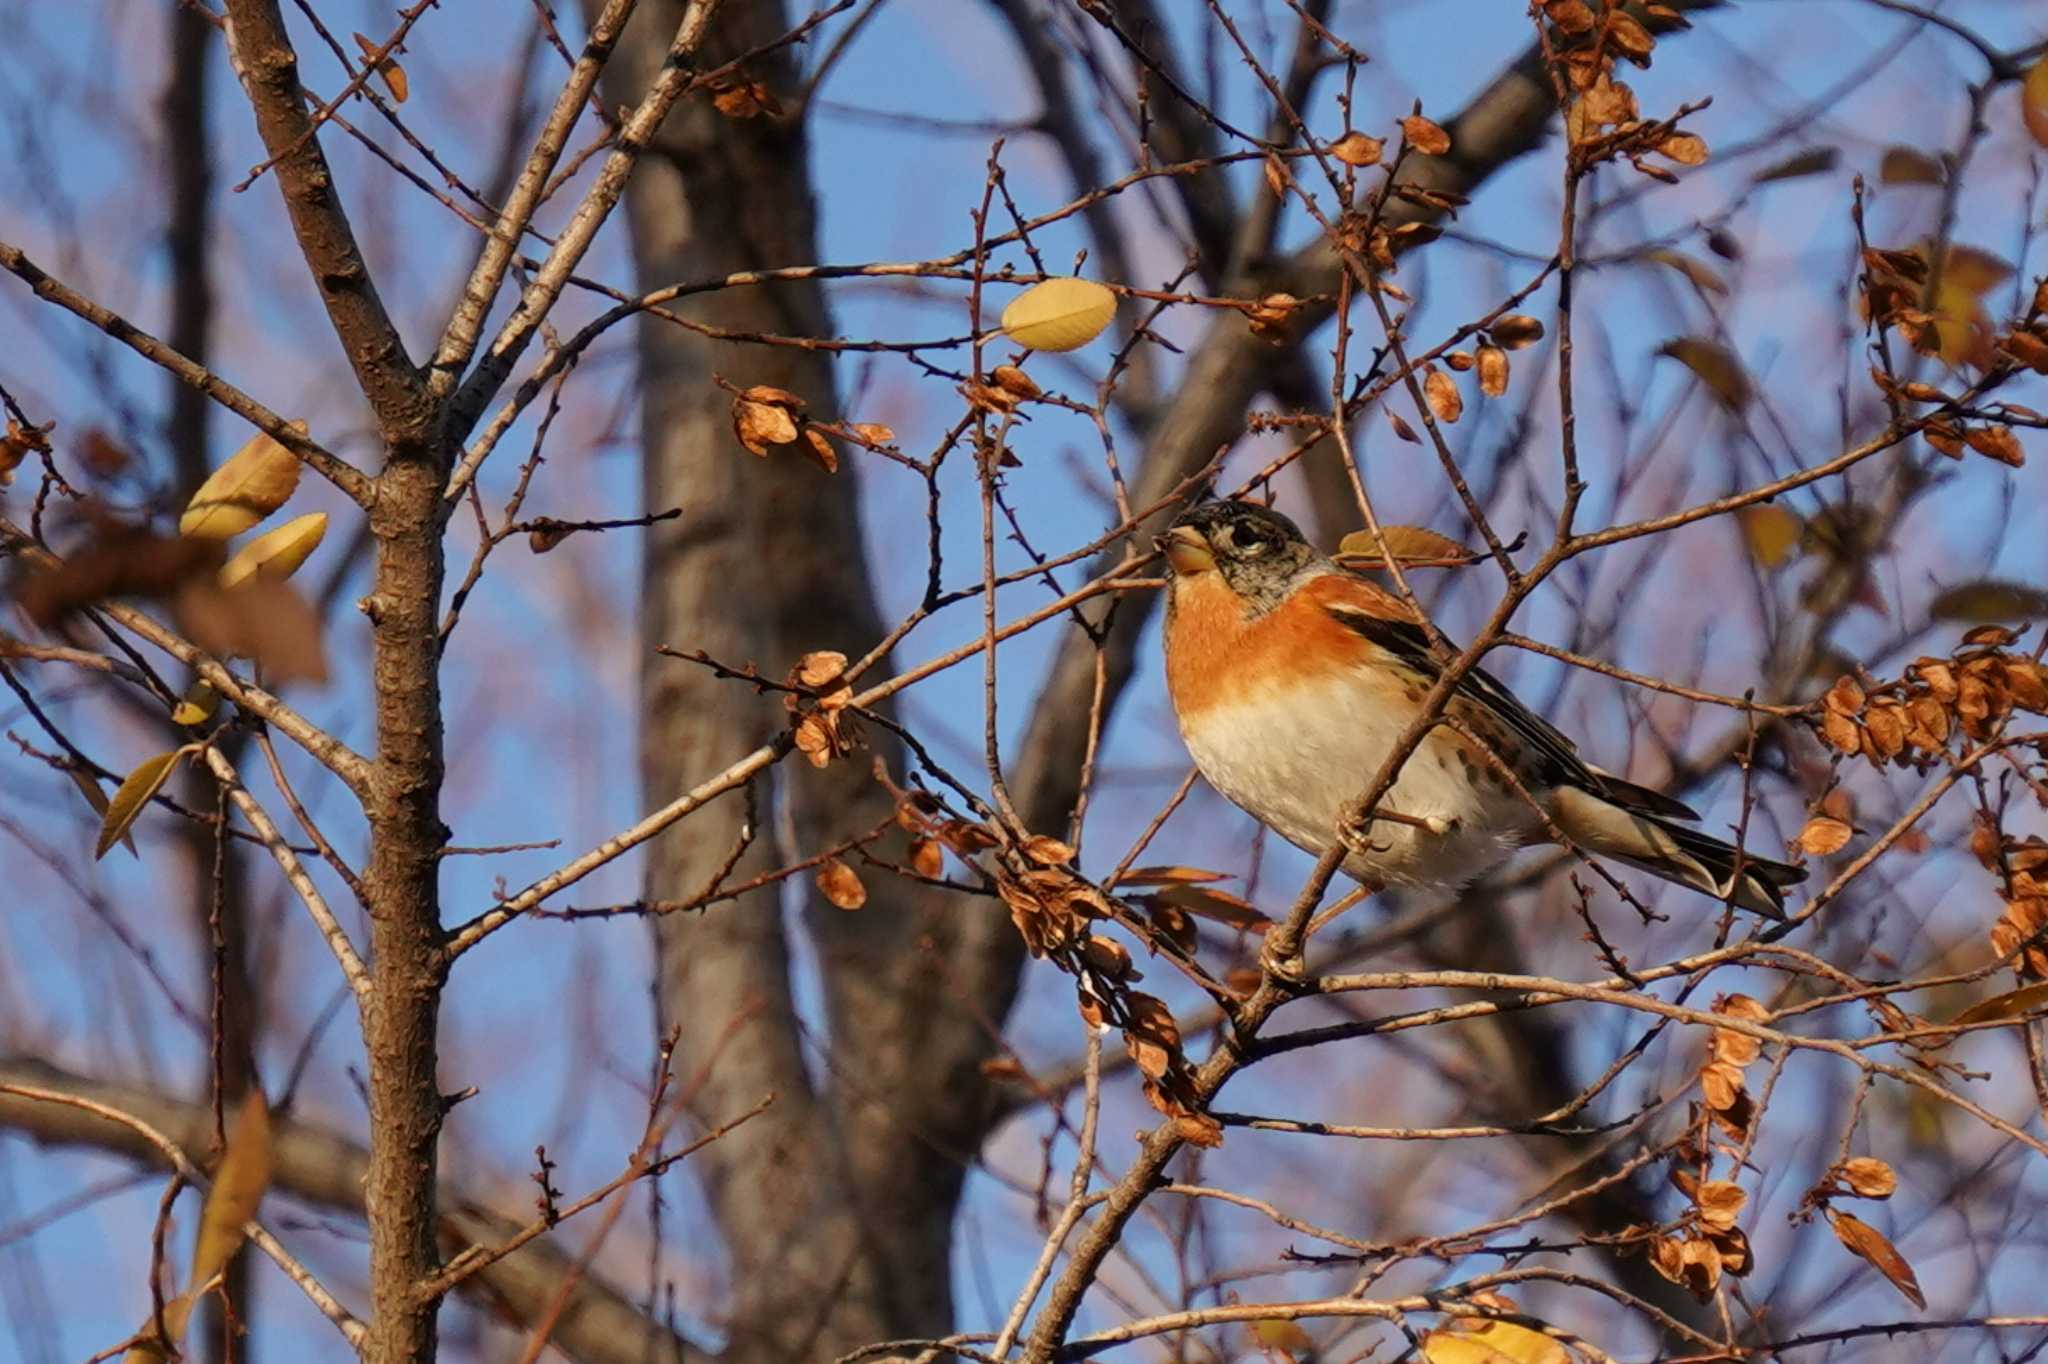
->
[[1549, 786, 1806, 919]]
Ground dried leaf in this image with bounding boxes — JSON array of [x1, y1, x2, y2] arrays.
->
[[1643, 248, 1726, 294], [1838, 1156, 1898, 1199], [800, 427, 839, 474], [181, 427, 304, 539], [172, 578, 329, 685], [910, 838, 944, 880], [17, 528, 222, 627], [710, 78, 781, 118], [1023, 834, 1075, 866], [1081, 934, 1134, 981], [1112, 865, 1229, 887], [1952, 982, 2048, 1027], [989, 365, 1041, 399], [851, 422, 896, 446], [1477, 343, 1510, 396], [1544, 0, 1596, 34], [1488, 315, 1545, 350], [1753, 146, 1840, 184], [218, 512, 327, 589], [1607, 11, 1655, 62], [1424, 368, 1463, 423], [732, 396, 799, 457], [96, 749, 187, 860], [1153, 883, 1272, 933], [352, 32, 408, 103], [1879, 146, 1944, 185], [1830, 1211, 1925, 1308], [1000, 277, 1116, 352], [1659, 337, 1751, 410], [189, 1091, 271, 1291], [1387, 409, 1420, 444], [1796, 816, 1853, 857], [1962, 425, 2024, 467], [1658, 132, 1708, 166], [816, 857, 866, 910], [1699, 1059, 1745, 1111], [1329, 131, 1383, 166], [1736, 504, 1801, 567], [1929, 580, 2048, 623], [1402, 114, 1451, 156], [1695, 1180, 1747, 1229], [1337, 525, 1473, 568], [78, 427, 131, 476]]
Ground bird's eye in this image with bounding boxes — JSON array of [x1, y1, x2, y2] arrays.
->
[[1225, 521, 1271, 555]]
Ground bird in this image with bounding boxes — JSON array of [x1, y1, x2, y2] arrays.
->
[[1158, 499, 1806, 917]]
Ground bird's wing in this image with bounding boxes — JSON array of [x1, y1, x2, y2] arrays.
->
[[1312, 574, 1697, 820]]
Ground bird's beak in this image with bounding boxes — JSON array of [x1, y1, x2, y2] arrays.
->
[[1159, 525, 1217, 576]]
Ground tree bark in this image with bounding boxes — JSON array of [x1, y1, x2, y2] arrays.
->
[[600, 5, 1023, 1359]]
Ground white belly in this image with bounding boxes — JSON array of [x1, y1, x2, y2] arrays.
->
[[1179, 673, 1536, 890]]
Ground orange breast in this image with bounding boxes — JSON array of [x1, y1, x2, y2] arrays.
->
[[1164, 572, 1387, 718]]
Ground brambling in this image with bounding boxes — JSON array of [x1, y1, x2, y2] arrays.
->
[[1160, 500, 1804, 917]]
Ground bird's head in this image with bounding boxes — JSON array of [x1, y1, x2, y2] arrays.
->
[[1158, 500, 1326, 613]]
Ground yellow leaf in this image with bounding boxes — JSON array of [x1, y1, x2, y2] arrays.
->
[[1000, 278, 1117, 353], [1249, 1318, 1315, 1355], [1952, 982, 2048, 1027], [189, 1091, 271, 1292], [1737, 503, 1802, 567], [2026, 57, 2048, 148], [96, 749, 188, 860], [1659, 337, 1751, 410], [170, 678, 220, 727], [1424, 1320, 1570, 1364], [218, 512, 327, 589], [180, 427, 304, 539], [66, 766, 137, 857], [1421, 1333, 1517, 1364]]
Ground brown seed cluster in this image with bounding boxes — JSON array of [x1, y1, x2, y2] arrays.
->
[[731, 384, 838, 472], [983, 836, 1225, 1147], [1817, 627, 2048, 771], [1643, 993, 1772, 1298], [1972, 817, 2048, 980], [1544, 1, 1706, 180]]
